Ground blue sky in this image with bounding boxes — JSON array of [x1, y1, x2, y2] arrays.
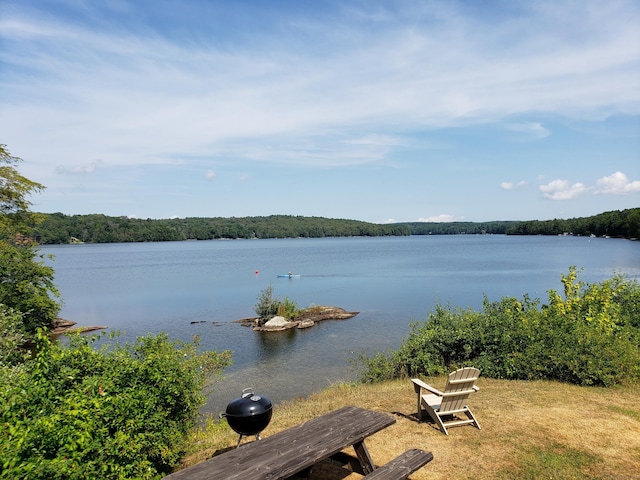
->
[[1, 0, 639, 223]]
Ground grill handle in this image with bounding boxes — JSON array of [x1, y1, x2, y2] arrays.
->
[[242, 387, 254, 398]]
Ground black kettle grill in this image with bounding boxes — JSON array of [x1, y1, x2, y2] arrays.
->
[[222, 388, 273, 447]]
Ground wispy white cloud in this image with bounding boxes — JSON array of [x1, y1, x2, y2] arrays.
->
[[540, 171, 640, 200], [506, 122, 550, 140], [418, 214, 457, 223], [2, 0, 639, 174], [223, 132, 396, 167], [501, 180, 527, 190], [55, 160, 103, 175], [1, 1, 638, 221], [539, 179, 588, 200], [594, 171, 640, 194], [345, 134, 405, 147]]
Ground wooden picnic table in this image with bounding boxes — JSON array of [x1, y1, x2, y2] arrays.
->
[[164, 405, 432, 479]]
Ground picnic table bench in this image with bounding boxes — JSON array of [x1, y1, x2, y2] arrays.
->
[[164, 405, 433, 479]]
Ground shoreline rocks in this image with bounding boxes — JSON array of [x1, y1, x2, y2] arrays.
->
[[234, 306, 359, 332], [52, 318, 107, 336]]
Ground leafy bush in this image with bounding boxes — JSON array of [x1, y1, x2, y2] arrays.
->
[[254, 285, 299, 321], [0, 145, 61, 334], [0, 243, 61, 333], [0, 331, 232, 480], [359, 268, 640, 387], [277, 297, 299, 319], [0, 304, 28, 366]]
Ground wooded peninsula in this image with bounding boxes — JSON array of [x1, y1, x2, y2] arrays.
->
[[34, 208, 639, 244]]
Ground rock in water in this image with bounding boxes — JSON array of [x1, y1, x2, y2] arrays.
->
[[263, 316, 291, 328]]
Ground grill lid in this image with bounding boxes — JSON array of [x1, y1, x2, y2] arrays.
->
[[225, 388, 272, 417]]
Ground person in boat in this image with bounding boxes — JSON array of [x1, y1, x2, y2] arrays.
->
[[288, 271, 292, 277]]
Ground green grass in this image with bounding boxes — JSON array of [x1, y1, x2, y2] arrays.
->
[[177, 378, 640, 479], [509, 443, 601, 479]]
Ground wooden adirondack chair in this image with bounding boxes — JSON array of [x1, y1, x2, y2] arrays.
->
[[411, 367, 481, 435]]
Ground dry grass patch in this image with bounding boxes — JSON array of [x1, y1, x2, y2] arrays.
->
[[180, 378, 640, 479]]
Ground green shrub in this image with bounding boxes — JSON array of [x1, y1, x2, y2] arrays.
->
[[0, 145, 61, 335], [359, 268, 640, 387], [0, 304, 28, 366], [533, 268, 640, 385], [0, 331, 232, 480], [355, 351, 398, 383], [277, 297, 299, 319], [254, 286, 299, 321], [0, 243, 61, 334]]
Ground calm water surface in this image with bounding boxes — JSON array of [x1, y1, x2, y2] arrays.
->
[[41, 235, 640, 415]]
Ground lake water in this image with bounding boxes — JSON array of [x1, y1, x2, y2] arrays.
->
[[41, 235, 640, 415]]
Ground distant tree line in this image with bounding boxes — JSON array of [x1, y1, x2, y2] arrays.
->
[[505, 208, 640, 239], [395, 220, 518, 235], [33, 208, 639, 244], [34, 213, 410, 244]]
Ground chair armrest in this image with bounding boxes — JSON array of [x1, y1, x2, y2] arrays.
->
[[411, 378, 444, 396]]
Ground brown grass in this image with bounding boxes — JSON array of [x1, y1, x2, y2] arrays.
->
[[181, 378, 640, 479]]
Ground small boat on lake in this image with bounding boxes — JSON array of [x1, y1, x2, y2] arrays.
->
[[277, 273, 301, 278]]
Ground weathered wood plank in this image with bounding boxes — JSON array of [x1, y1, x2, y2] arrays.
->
[[164, 406, 396, 480], [364, 449, 434, 480]]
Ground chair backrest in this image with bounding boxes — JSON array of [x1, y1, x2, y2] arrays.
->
[[439, 367, 480, 413]]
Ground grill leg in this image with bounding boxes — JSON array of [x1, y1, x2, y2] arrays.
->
[[236, 433, 262, 447]]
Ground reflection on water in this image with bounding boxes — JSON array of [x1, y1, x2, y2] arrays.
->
[[256, 328, 299, 362], [41, 235, 640, 415]]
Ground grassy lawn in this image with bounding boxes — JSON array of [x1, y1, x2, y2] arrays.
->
[[180, 377, 640, 479]]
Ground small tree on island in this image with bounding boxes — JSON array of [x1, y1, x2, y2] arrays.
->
[[254, 284, 278, 320], [254, 285, 299, 326]]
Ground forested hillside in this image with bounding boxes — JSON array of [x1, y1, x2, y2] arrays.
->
[[395, 220, 518, 235], [506, 208, 640, 239], [34, 213, 410, 244], [33, 208, 639, 244]]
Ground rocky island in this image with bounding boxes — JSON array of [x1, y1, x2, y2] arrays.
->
[[235, 306, 359, 332], [52, 307, 357, 337]]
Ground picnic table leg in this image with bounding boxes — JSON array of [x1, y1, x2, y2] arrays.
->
[[353, 440, 376, 475], [296, 466, 313, 478]]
